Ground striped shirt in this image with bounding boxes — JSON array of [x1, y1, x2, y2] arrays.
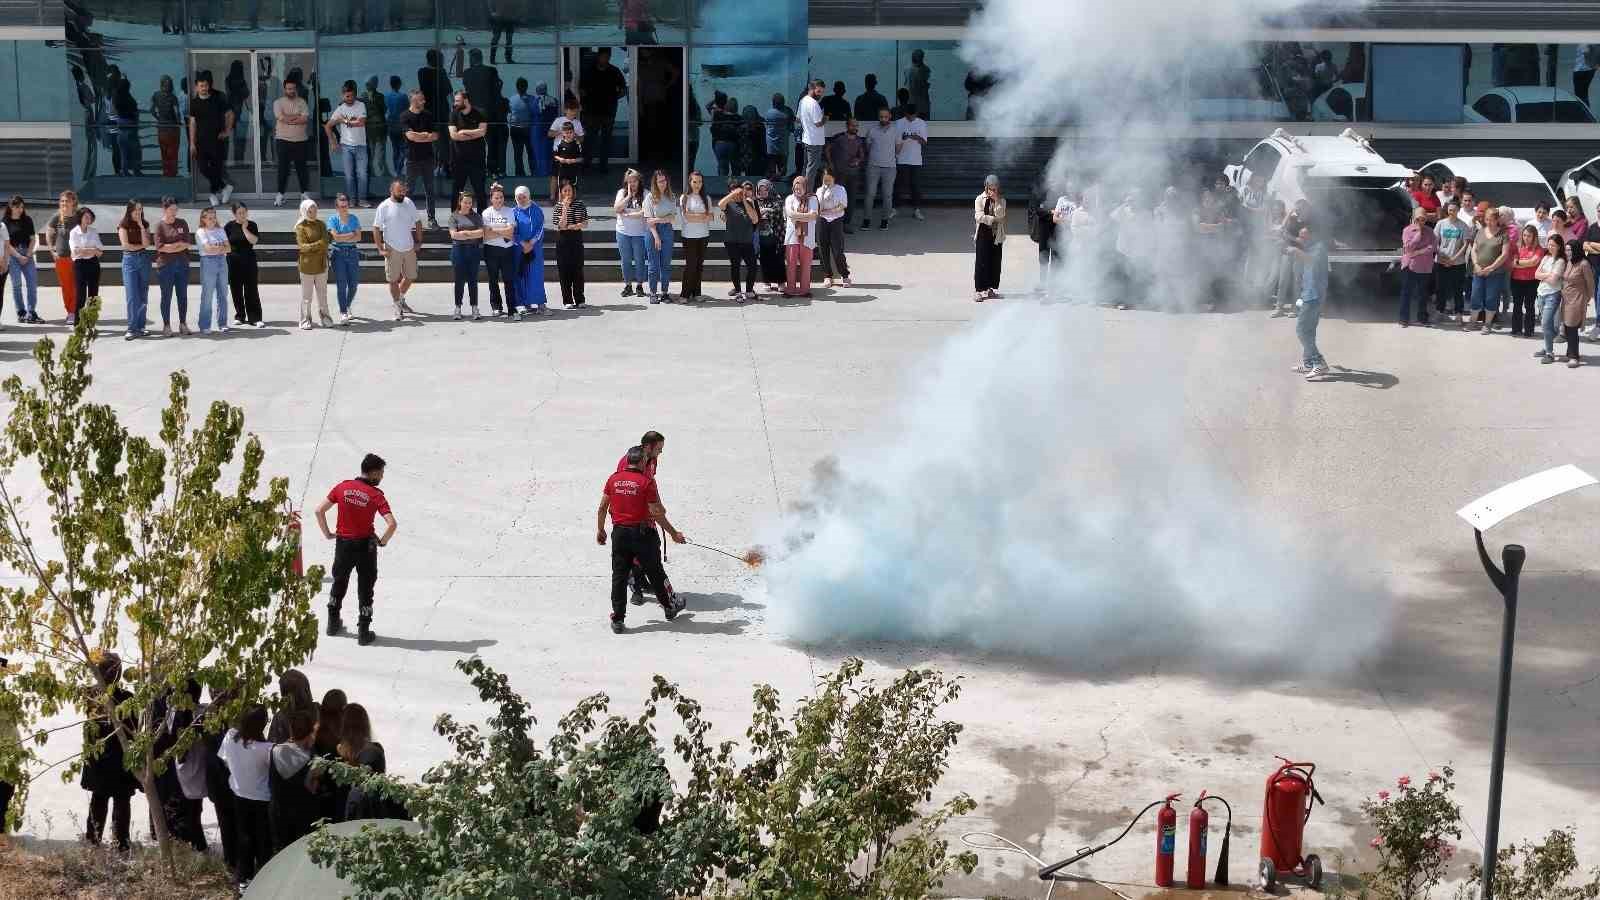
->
[[553, 199, 589, 231]]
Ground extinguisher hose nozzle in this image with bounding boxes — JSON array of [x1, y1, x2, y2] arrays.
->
[[1037, 798, 1168, 881], [1198, 794, 1234, 887]]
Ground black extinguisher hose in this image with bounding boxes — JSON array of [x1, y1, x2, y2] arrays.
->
[[1037, 798, 1169, 881], [1198, 793, 1234, 886]]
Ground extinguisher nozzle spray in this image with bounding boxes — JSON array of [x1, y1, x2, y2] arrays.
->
[[1196, 792, 1234, 887]]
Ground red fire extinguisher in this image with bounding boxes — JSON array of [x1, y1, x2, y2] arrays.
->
[[1187, 790, 1210, 888], [1155, 793, 1180, 887]]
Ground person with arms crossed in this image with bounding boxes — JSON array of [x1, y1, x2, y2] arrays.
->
[[272, 78, 314, 208], [399, 90, 440, 230], [315, 453, 397, 646], [448, 90, 489, 211]]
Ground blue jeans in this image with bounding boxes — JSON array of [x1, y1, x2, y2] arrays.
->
[[1398, 269, 1431, 323], [1469, 272, 1507, 315], [341, 144, 369, 203], [451, 241, 481, 307], [616, 233, 647, 284], [8, 255, 37, 318], [197, 255, 228, 331], [158, 259, 189, 327], [1297, 298, 1326, 367], [121, 249, 152, 333], [1540, 294, 1561, 354], [331, 244, 361, 313], [646, 223, 673, 294]]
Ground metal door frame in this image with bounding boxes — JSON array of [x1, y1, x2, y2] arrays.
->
[[188, 47, 316, 198]]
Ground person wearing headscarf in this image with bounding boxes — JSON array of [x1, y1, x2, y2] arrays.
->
[[973, 174, 1006, 301], [512, 185, 546, 316], [754, 179, 784, 292], [295, 198, 332, 329]]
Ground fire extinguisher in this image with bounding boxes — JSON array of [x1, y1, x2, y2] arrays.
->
[[1155, 793, 1180, 887], [1187, 791, 1210, 888]]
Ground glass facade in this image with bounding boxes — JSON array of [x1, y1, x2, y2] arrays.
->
[[0, 41, 70, 121], [59, 0, 807, 200]]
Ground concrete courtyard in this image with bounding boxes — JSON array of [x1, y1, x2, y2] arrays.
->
[[5, 208, 1600, 898]]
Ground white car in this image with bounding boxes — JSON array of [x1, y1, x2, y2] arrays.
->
[[1558, 155, 1600, 224], [1225, 128, 1415, 264], [1465, 86, 1597, 124], [1415, 157, 1558, 227]]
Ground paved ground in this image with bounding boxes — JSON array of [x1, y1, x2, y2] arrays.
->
[[6, 209, 1600, 898]]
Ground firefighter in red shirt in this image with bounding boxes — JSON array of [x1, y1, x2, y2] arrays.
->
[[617, 430, 669, 606], [598, 445, 686, 634], [314, 453, 399, 645]]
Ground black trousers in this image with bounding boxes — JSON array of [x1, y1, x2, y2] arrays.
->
[[0, 780, 13, 832], [275, 139, 311, 195], [681, 236, 708, 298], [610, 523, 671, 623], [726, 240, 756, 292], [509, 126, 533, 176], [1566, 323, 1582, 359], [1510, 278, 1537, 336], [86, 789, 133, 850], [452, 158, 487, 211], [974, 231, 1002, 291], [818, 217, 849, 278], [758, 234, 784, 285], [483, 243, 516, 311], [896, 163, 923, 207], [556, 231, 584, 304], [227, 255, 261, 323], [175, 796, 206, 851], [233, 796, 273, 882], [329, 536, 378, 622], [210, 780, 240, 871], [403, 157, 436, 223], [73, 258, 100, 311], [196, 139, 229, 193], [1436, 263, 1466, 314], [583, 115, 616, 172]]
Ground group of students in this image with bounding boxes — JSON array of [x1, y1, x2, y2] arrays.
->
[[75, 654, 398, 892], [609, 166, 852, 302], [1399, 182, 1600, 366]]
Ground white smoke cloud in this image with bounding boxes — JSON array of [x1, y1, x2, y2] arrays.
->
[[759, 0, 1391, 674]]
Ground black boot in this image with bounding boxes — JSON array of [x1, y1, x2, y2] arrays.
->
[[326, 603, 343, 636], [357, 606, 374, 645]]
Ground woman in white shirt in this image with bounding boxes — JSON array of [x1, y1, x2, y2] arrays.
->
[[973, 174, 1007, 301], [67, 207, 104, 315], [217, 705, 274, 885], [816, 167, 851, 288], [783, 174, 820, 297], [480, 183, 518, 315], [613, 169, 648, 298], [643, 169, 679, 303], [1534, 233, 1569, 363], [677, 170, 714, 302], [196, 207, 231, 333]]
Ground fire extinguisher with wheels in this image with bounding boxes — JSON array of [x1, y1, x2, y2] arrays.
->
[[1259, 756, 1325, 891]]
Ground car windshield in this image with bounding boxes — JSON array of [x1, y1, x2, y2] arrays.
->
[[1302, 177, 1414, 250], [1515, 101, 1596, 123], [1465, 181, 1556, 210]]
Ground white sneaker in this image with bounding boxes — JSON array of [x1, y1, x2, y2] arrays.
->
[[340, 312, 352, 326], [208, 193, 220, 207], [301, 192, 312, 202], [254, 321, 265, 329], [274, 193, 285, 208], [393, 300, 405, 320], [299, 321, 312, 330], [221, 184, 233, 203], [1291, 363, 1311, 374], [886, 208, 897, 221], [913, 208, 926, 221], [1587, 326, 1600, 341], [220, 323, 231, 332], [515, 308, 526, 320], [400, 300, 418, 315], [1308, 364, 1331, 378]]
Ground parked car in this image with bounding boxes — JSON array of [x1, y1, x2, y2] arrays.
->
[[1225, 127, 1415, 266], [1465, 86, 1597, 124], [1558, 154, 1600, 224], [1415, 157, 1557, 227]]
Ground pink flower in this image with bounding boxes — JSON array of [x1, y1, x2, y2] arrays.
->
[[1398, 775, 1412, 788], [1378, 790, 1390, 800], [1443, 845, 1456, 859], [1429, 771, 1442, 782], [1370, 837, 1383, 848]]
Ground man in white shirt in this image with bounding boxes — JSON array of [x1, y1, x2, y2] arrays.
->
[[895, 105, 929, 221], [272, 79, 312, 207], [373, 178, 423, 319], [862, 107, 899, 231], [798, 79, 827, 190], [325, 80, 370, 208]]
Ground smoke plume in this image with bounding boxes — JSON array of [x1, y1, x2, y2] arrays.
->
[[760, 0, 1391, 673]]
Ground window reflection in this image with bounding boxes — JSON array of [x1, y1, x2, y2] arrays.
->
[[690, 44, 805, 193]]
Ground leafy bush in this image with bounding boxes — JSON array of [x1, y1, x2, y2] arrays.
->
[[307, 657, 976, 900], [1454, 827, 1600, 900], [1360, 767, 1462, 900]]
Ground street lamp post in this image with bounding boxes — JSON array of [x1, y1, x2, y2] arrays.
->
[[1471, 530, 1523, 900], [1457, 464, 1597, 900]]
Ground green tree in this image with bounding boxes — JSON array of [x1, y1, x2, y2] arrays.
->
[[307, 657, 976, 900], [0, 303, 322, 863], [1455, 827, 1600, 900]]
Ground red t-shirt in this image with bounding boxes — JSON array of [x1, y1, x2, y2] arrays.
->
[[616, 453, 658, 478], [1410, 189, 1440, 212], [604, 469, 660, 526], [328, 478, 392, 539]]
